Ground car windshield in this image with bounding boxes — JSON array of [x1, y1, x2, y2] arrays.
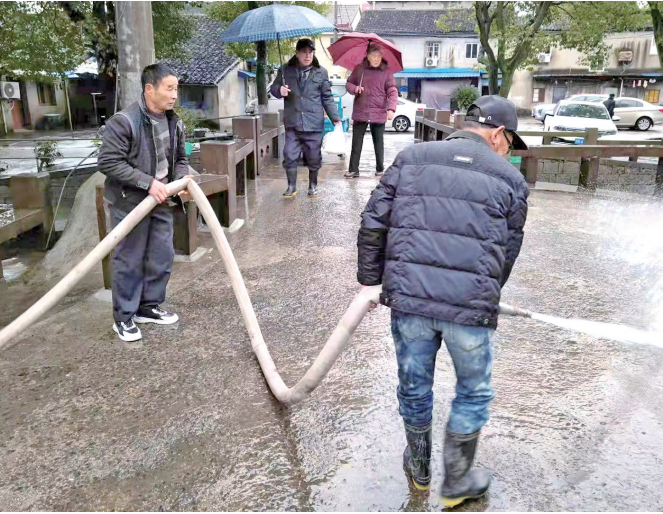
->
[[558, 103, 609, 120]]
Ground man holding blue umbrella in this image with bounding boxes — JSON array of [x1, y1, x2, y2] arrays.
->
[[270, 39, 341, 198]]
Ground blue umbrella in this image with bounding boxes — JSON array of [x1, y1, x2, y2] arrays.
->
[[220, 4, 334, 44], [221, 3, 334, 78]]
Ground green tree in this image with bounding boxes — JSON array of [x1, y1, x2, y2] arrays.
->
[[206, 1, 331, 108], [647, 2, 663, 71], [0, 2, 88, 81], [438, 2, 648, 98], [59, 1, 196, 78]]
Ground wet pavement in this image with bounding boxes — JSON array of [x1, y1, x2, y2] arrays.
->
[[1, 130, 663, 511]]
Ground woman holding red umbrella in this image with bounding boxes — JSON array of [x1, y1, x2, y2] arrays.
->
[[344, 44, 399, 178]]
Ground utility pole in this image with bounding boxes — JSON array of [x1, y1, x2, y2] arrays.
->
[[115, 1, 155, 110]]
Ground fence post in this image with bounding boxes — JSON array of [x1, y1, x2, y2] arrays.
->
[[522, 157, 538, 185], [200, 141, 237, 226], [95, 185, 112, 290], [453, 113, 466, 131], [580, 127, 599, 190], [233, 116, 259, 180]]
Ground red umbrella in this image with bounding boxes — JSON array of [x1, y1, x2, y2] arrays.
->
[[328, 32, 403, 73]]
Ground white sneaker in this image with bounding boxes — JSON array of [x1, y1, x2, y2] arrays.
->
[[133, 306, 179, 325], [113, 319, 142, 342]]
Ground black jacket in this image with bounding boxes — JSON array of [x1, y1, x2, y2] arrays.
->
[[603, 97, 616, 117], [270, 56, 341, 132], [97, 97, 189, 212], [357, 131, 529, 328]]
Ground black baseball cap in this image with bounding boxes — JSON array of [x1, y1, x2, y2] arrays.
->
[[296, 39, 315, 51], [465, 95, 528, 150]]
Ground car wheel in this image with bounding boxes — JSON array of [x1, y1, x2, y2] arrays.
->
[[393, 116, 410, 132], [635, 117, 652, 131]]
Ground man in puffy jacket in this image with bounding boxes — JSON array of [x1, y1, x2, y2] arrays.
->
[[98, 63, 191, 343], [357, 96, 529, 505], [270, 38, 341, 198]]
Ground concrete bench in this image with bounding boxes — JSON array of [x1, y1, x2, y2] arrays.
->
[[0, 173, 53, 284]]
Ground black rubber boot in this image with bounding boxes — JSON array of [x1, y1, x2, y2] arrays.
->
[[439, 428, 491, 507], [344, 170, 359, 178], [283, 169, 297, 198], [403, 422, 432, 491], [308, 170, 318, 197]]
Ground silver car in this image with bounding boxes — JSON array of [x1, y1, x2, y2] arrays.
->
[[583, 95, 663, 131]]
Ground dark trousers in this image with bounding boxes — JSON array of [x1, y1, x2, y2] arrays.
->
[[283, 129, 323, 173], [110, 203, 174, 323], [349, 122, 385, 174]]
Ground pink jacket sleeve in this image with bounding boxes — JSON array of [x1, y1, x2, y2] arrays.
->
[[346, 65, 361, 95], [385, 73, 398, 112]]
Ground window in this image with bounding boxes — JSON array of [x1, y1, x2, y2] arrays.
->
[[37, 83, 56, 106], [615, 99, 638, 108], [532, 88, 545, 103], [466, 43, 478, 59], [398, 100, 405, 105], [426, 42, 440, 59], [645, 89, 660, 104], [557, 103, 610, 120]]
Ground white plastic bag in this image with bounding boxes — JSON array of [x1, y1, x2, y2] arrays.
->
[[323, 124, 347, 156]]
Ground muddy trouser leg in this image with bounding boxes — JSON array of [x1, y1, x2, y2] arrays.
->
[[392, 309, 440, 489], [442, 322, 495, 434], [283, 129, 303, 188], [348, 121, 368, 174], [438, 321, 494, 505], [139, 203, 174, 310], [110, 205, 151, 323], [370, 123, 385, 173]]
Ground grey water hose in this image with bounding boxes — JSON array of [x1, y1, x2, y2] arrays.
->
[[0, 178, 529, 405]]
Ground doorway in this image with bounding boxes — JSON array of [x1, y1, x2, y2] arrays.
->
[[552, 86, 567, 103]]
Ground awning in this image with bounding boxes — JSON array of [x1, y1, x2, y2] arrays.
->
[[394, 68, 479, 79], [238, 70, 256, 79]]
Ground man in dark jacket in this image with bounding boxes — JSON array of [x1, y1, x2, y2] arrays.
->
[[603, 93, 616, 118], [357, 96, 529, 505], [97, 63, 191, 342], [270, 38, 341, 198]]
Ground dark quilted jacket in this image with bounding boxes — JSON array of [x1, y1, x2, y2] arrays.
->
[[346, 60, 398, 125], [356, 131, 529, 328], [270, 56, 340, 132]]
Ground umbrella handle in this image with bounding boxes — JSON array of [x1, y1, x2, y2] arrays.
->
[[277, 33, 286, 88]]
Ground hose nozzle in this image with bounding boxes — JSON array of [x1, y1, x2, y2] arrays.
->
[[499, 303, 533, 318]]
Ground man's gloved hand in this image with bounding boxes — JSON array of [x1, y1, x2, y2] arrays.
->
[[148, 180, 169, 204]]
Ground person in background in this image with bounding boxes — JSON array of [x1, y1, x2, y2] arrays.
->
[[270, 38, 341, 198], [98, 63, 192, 342], [344, 44, 398, 178], [356, 96, 529, 506], [603, 93, 616, 118]]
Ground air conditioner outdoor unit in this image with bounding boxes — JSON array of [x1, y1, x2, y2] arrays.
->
[[0, 81, 20, 100], [618, 50, 633, 64], [425, 57, 439, 68], [537, 53, 551, 64]]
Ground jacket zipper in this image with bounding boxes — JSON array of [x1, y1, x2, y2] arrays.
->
[[151, 121, 158, 180]]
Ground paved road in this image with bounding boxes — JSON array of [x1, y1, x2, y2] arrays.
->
[[1, 131, 662, 511]]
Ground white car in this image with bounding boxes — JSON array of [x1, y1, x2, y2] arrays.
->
[[544, 101, 619, 141], [582, 95, 663, 131]]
